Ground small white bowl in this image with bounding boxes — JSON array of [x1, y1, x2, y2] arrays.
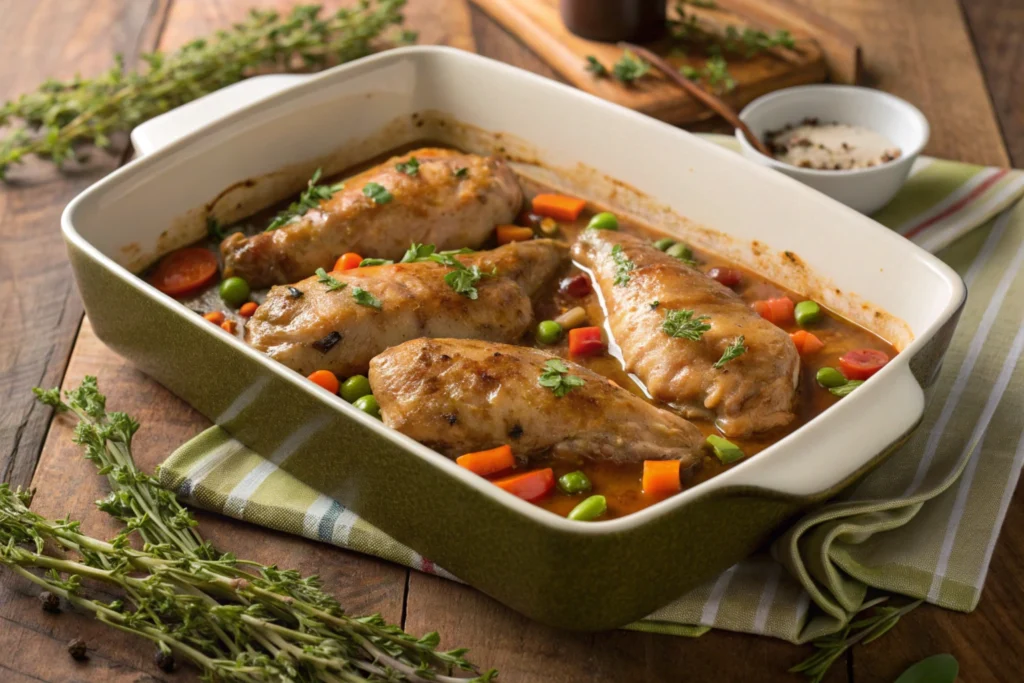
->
[[735, 85, 929, 214]]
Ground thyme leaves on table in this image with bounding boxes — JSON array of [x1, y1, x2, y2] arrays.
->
[[4, 378, 497, 681], [0, 2, 414, 180]]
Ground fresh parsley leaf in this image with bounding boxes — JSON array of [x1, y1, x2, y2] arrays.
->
[[444, 264, 494, 300], [352, 287, 382, 309], [537, 358, 586, 398], [650, 300, 660, 309], [315, 267, 346, 292], [662, 308, 711, 340], [612, 50, 650, 84], [401, 242, 435, 263], [611, 244, 635, 286], [829, 380, 864, 397], [453, 167, 468, 179], [266, 168, 343, 231], [585, 55, 608, 77], [358, 258, 394, 267], [395, 156, 420, 176], [714, 336, 747, 369], [206, 216, 229, 240], [362, 182, 393, 204]]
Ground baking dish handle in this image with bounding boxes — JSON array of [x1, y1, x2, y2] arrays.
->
[[131, 74, 309, 157]]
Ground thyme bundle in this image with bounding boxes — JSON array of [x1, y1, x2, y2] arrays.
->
[[0, 2, 414, 180], [0, 378, 495, 682]]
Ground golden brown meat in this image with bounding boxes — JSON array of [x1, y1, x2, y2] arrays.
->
[[246, 240, 567, 377], [573, 230, 799, 437], [221, 148, 523, 287], [370, 338, 705, 465]]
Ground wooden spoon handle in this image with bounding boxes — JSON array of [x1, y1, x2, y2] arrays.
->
[[620, 42, 774, 158]]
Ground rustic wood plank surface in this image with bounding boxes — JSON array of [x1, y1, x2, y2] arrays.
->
[[0, 1, 1020, 682]]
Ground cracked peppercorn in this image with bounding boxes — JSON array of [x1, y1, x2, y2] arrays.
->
[[67, 638, 88, 660], [39, 590, 60, 613], [154, 649, 176, 672]]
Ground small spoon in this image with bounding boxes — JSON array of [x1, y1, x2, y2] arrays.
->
[[620, 42, 774, 158]]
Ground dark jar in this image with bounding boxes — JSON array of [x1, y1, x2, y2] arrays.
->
[[560, 0, 667, 43]]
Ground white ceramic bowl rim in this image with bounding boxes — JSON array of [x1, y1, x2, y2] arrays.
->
[[736, 84, 930, 178]]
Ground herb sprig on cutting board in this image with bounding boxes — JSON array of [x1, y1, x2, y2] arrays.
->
[[0, 378, 496, 681], [0, 2, 414, 180]]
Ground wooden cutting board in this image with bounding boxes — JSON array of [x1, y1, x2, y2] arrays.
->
[[469, 0, 861, 126]]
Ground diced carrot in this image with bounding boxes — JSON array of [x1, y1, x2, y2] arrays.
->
[[531, 193, 586, 221], [568, 326, 605, 357], [335, 252, 363, 271], [307, 370, 340, 394], [220, 320, 237, 334], [203, 311, 225, 325], [239, 301, 259, 317], [457, 445, 516, 476], [150, 247, 218, 297], [495, 225, 535, 245], [839, 348, 890, 380], [790, 330, 824, 355], [642, 460, 682, 496], [752, 296, 795, 326], [492, 468, 555, 502]]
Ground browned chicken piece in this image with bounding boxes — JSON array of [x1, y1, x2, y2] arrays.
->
[[246, 240, 568, 377], [369, 338, 705, 466], [573, 230, 799, 437], [221, 148, 523, 287]]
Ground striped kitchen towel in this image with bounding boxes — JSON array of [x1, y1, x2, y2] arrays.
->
[[159, 138, 1024, 643]]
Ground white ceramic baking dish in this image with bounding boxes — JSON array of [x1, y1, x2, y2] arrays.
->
[[61, 47, 965, 630]]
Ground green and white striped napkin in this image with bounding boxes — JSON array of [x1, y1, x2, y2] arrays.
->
[[159, 136, 1024, 643]]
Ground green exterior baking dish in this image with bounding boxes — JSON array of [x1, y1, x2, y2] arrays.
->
[[61, 47, 965, 631]]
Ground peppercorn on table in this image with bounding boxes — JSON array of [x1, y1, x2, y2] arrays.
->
[[1, 1, 1023, 682]]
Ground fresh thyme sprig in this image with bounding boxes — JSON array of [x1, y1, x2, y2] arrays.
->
[[6, 378, 496, 682], [611, 51, 651, 84], [714, 336, 746, 368], [662, 308, 711, 340], [266, 168, 344, 231], [790, 597, 923, 683], [680, 55, 736, 94], [0, 2, 414, 180], [611, 244, 635, 286]]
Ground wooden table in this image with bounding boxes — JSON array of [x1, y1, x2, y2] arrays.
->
[[1, 1, 1021, 681]]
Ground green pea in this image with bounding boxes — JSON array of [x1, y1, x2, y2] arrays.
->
[[567, 494, 607, 521], [666, 242, 694, 262], [557, 470, 592, 495], [587, 212, 619, 231], [353, 394, 380, 419], [340, 375, 372, 403], [536, 320, 563, 345], [815, 367, 846, 388], [218, 277, 250, 307], [794, 300, 822, 326], [653, 238, 676, 251], [707, 435, 745, 464]]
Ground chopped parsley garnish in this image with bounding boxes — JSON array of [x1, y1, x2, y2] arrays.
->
[[537, 358, 586, 398], [612, 50, 651, 84], [611, 244, 635, 286], [662, 308, 711, 340], [829, 380, 864, 397], [714, 336, 747, 369], [315, 267, 346, 292], [352, 287, 382, 310], [453, 167, 469, 179], [401, 242, 436, 263], [650, 300, 660, 309], [266, 168, 343, 231], [399, 243, 475, 264], [359, 258, 394, 267], [585, 55, 608, 77], [443, 264, 495, 300], [362, 182, 393, 204], [395, 157, 420, 176]]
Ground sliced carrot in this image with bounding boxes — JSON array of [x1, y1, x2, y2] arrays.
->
[[642, 460, 682, 496], [220, 320, 237, 334], [457, 445, 515, 476], [495, 225, 535, 245], [839, 348, 890, 380], [492, 468, 554, 502], [335, 252, 363, 271], [203, 311, 225, 325], [790, 330, 824, 355], [531, 193, 586, 221], [307, 370, 340, 394], [568, 326, 605, 357], [239, 301, 259, 317], [752, 296, 795, 326], [149, 247, 218, 297]]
